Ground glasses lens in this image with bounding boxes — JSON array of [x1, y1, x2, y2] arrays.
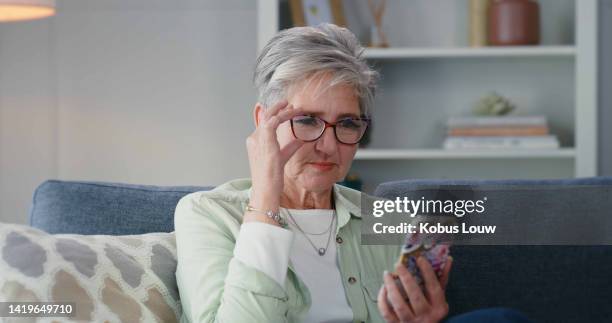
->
[[336, 118, 368, 144], [291, 116, 324, 141]]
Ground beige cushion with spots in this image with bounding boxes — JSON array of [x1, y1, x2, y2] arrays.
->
[[0, 223, 181, 323]]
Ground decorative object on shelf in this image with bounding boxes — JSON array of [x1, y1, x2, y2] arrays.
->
[[0, 0, 55, 22], [367, 0, 389, 48], [444, 115, 559, 149], [289, 0, 346, 27], [473, 91, 515, 116], [469, 0, 490, 47], [488, 0, 540, 46], [447, 94, 557, 149], [339, 173, 363, 191]]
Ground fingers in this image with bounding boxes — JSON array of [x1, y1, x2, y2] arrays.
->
[[279, 138, 305, 163], [262, 100, 289, 121], [439, 256, 453, 290], [383, 270, 414, 320], [396, 262, 430, 314], [263, 104, 304, 130], [275, 105, 304, 126], [417, 256, 445, 304], [377, 285, 399, 323], [418, 256, 450, 320], [261, 99, 301, 123]]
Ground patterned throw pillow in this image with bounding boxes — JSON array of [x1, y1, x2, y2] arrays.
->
[[0, 223, 181, 323]]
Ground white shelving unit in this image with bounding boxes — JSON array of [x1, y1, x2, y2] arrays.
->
[[257, 0, 598, 188], [355, 148, 576, 160], [363, 46, 576, 59]]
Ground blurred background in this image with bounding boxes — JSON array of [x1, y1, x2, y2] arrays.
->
[[0, 0, 610, 224]]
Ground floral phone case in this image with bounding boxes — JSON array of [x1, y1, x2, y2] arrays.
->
[[391, 224, 452, 300]]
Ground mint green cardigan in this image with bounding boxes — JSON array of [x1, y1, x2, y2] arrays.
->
[[174, 178, 400, 322]]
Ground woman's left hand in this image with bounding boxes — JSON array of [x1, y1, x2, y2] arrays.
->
[[377, 256, 453, 323]]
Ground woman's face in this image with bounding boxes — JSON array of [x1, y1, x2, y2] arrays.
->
[[276, 75, 361, 193]]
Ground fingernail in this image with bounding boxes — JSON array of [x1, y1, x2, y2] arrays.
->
[[383, 270, 388, 278]]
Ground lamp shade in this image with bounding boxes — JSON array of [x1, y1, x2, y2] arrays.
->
[[0, 0, 55, 22]]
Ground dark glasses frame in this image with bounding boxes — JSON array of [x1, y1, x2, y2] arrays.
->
[[290, 115, 372, 145]]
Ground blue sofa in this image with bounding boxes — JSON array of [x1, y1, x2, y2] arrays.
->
[[29, 177, 612, 323]]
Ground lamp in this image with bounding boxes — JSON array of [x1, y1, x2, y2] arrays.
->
[[0, 0, 55, 22]]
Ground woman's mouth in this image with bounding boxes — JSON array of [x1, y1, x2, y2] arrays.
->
[[309, 162, 336, 171]]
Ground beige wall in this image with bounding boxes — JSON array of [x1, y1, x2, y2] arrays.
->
[[0, 0, 257, 224]]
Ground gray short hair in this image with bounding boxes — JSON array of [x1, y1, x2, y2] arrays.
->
[[253, 23, 379, 116]]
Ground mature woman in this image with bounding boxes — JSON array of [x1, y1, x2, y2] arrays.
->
[[175, 23, 532, 323]]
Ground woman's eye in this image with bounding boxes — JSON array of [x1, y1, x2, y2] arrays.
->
[[294, 117, 319, 126], [339, 119, 361, 129]]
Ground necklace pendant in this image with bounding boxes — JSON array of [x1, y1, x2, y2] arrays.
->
[[318, 248, 326, 256]]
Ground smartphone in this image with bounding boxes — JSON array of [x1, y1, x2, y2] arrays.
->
[[391, 222, 452, 300], [396, 241, 450, 284]]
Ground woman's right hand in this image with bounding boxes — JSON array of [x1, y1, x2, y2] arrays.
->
[[245, 100, 305, 225], [377, 256, 453, 323]]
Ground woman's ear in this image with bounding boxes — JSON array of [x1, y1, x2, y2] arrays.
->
[[253, 103, 264, 127]]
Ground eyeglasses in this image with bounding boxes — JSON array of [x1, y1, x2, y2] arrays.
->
[[290, 115, 371, 145]]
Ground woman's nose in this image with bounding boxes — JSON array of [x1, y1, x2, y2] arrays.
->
[[315, 126, 338, 153]]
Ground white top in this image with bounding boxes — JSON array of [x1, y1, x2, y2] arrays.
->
[[233, 208, 353, 323]]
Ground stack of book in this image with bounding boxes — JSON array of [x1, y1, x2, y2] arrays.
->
[[443, 116, 560, 149]]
